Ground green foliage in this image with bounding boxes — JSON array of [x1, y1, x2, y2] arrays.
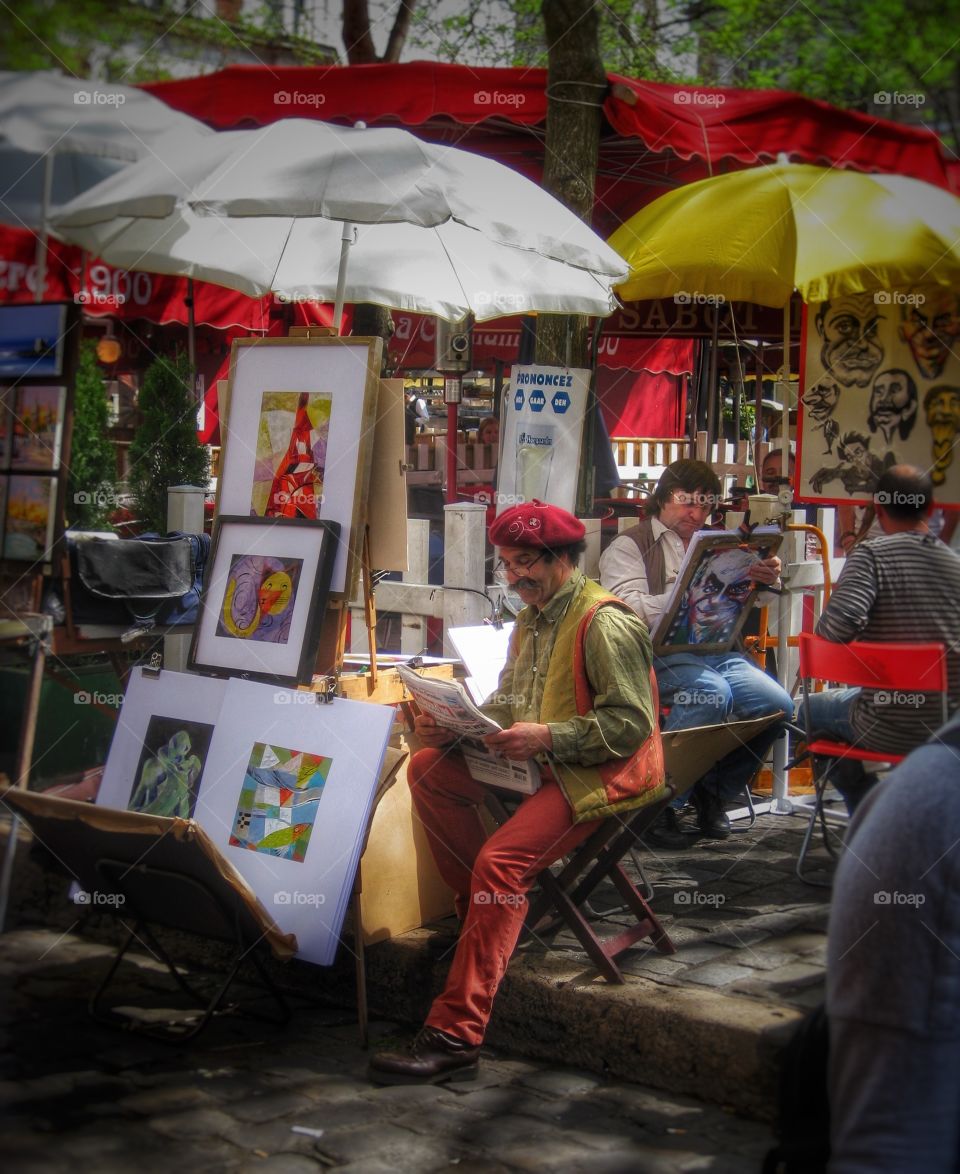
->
[[127, 353, 208, 535], [0, 1, 332, 77], [66, 341, 117, 530], [411, 0, 681, 75], [410, 1, 957, 150], [722, 393, 756, 441], [669, 0, 959, 150]]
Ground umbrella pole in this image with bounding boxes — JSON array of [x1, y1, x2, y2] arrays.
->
[[705, 310, 720, 452], [445, 401, 459, 505], [780, 302, 791, 449], [186, 278, 196, 374], [770, 299, 794, 815], [333, 222, 354, 336], [34, 154, 54, 304]]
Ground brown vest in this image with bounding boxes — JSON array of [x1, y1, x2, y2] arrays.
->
[[620, 517, 668, 596]]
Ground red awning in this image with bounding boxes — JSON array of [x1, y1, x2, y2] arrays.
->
[[143, 63, 951, 235], [389, 312, 694, 376], [597, 367, 688, 438], [0, 226, 336, 331]]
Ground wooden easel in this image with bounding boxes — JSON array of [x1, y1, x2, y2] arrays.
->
[[316, 525, 380, 693]]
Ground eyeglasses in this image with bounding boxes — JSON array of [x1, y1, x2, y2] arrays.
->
[[669, 492, 715, 510], [494, 551, 546, 578]]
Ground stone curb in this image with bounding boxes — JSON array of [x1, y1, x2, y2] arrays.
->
[[5, 829, 804, 1122]]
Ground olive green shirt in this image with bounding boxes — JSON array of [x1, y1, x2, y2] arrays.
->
[[481, 572, 657, 767]]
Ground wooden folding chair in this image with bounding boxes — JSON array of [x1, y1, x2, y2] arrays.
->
[[796, 633, 949, 882], [486, 785, 677, 984]]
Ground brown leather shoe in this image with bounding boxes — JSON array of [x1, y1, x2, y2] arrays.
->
[[369, 1026, 480, 1085]]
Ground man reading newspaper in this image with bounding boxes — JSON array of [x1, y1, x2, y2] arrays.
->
[[370, 500, 664, 1085]]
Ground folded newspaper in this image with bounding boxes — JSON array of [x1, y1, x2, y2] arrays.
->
[[396, 664, 540, 794]]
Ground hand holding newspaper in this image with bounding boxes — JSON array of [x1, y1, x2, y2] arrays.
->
[[396, 664, 540, 794], [396, 664, 502, 738]]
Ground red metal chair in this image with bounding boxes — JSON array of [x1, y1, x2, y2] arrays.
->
[[796, 633, 949, 881]]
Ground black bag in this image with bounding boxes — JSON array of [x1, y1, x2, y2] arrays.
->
[[762, 1004, 830, 1174], [75, 531, 210, 632]]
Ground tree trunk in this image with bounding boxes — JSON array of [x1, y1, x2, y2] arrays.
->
[[536, 0, 606, 370], [343, 0, 417, 65], [351, 303, 396, 376]]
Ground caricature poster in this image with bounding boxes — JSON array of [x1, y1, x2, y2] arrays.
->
[[797, 290, 960, 505]]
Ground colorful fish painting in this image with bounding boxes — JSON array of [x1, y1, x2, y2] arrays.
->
[[229, 741, 332, 862]]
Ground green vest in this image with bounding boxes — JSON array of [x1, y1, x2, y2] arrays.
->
[[541, 578, 666, 823]]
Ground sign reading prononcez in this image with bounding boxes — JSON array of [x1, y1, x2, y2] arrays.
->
[[497, 364, 590, 515]]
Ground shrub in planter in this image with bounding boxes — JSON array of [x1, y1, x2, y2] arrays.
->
[[66, 340, 118, 530], [128, 352, 209, 534]]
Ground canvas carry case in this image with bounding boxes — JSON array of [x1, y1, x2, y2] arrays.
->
[[75, 532, 209, 634]]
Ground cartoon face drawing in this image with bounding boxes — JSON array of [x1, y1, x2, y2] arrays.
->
[[899, 290, 960, 381], [923, 384, 960, 485], [816, 294, 885, 387], [803, 379, 841, 422], [868, 368, 918, 445]]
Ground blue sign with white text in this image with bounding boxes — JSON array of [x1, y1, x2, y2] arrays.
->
[[529, 389, 546, 412], [552, 391, 570, 414]]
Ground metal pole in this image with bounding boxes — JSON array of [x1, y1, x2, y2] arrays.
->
[[780, 302, 791, 448], [333, 221, 354, 336], [445, 400, 459, 505], [186, 278, 196, 373], [705, 312, 720, 452], [34, 153, 55, 303]]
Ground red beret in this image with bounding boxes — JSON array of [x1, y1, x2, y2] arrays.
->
[[488, 500, 585, 549]]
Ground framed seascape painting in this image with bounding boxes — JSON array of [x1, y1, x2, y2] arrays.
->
[[11, 385, 66, 470], [216, 336, 383, 597], [188, 516, 340, 685], [3, 473, 57, 563], [651, 528, 783, 655], [95, 668, 228, 817], [0, 304, 68, 378]]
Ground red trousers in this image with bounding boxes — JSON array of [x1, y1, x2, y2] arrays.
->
[[409, 747, 596, 1046]]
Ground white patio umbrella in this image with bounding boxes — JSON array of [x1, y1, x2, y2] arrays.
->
[[50, 118, 629, 324], [0, 70, 211, 301]]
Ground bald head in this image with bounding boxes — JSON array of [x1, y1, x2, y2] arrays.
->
[[874, 464, 934, 525]]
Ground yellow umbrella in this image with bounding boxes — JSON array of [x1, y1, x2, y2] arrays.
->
[[609, 162, 960, 308]]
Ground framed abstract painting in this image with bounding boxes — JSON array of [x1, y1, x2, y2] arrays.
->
[[188, 515, 340, 685], [215, 336, 383, 598]]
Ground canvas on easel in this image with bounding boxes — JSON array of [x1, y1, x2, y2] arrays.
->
[[215, 336, 383, 599], [188, 516, 339, 685], [651, 527, 783, 655]]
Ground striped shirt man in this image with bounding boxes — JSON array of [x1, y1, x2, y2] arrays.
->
[[815, 530, 960, 754]]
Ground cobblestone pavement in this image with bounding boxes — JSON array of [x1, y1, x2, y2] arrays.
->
[[557, 801, 835, 1012], [0, 929, 776, 1174]]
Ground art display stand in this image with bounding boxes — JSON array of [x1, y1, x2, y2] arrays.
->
[[0, 612, 53, 930], [1, 789, 296, 1041], [1, 737, 425, 1043]]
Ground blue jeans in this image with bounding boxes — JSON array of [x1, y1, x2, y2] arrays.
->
[[655, 651, 795, 805], [800, 686, 869, 812]]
